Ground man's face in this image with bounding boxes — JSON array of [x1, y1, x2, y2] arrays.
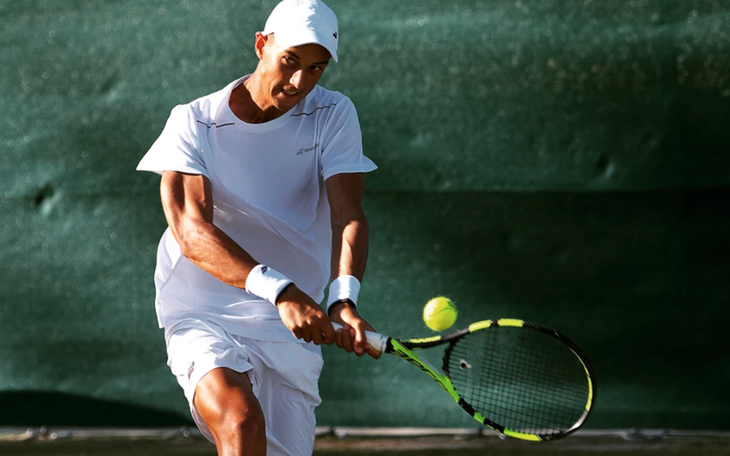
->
[[255, 33, 331, 113]]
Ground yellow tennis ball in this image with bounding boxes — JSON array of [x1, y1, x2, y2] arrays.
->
[[423, 296, 457, 331]]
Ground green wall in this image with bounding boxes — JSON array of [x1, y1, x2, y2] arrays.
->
[[1, 0, 729, 430]]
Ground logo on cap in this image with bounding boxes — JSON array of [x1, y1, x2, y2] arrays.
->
[[333, 31, 338, 39]]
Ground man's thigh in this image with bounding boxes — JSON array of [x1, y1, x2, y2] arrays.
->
[[165, 320, 323, 456], [194, 366, 266, 455]]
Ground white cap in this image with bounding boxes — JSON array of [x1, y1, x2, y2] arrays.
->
[[262, 0, 339, 62]]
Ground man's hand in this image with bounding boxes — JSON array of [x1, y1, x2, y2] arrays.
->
[[276, 285, 336, 346], [328, 301, 381, 359]]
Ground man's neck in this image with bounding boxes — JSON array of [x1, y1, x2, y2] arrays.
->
[[229, 75, 282, 124]]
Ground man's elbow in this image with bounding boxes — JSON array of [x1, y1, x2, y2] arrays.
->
[[332, 212, 369, 232], [173, 219, 211, 260]]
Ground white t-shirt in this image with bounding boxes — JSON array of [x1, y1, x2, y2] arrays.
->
[[137, 76, 377, 341]]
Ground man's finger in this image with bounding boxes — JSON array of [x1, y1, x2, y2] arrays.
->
[[340, 326, 355, 353], [291, 327, 303, 340], [365, 343, 382, 359], [310, 327, 323, 345], [321, 320, 336, 345], [301, 328, 313, 343], [353, 326, 369, 356]]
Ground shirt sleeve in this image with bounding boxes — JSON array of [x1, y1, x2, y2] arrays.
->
[[136, 104, 208, 177], [320, 97, 377, 181]]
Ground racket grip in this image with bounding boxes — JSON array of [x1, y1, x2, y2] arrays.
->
[[331, 322, 389, 353]]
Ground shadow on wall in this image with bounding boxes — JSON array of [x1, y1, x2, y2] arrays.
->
[[0, 391, 192, 427]]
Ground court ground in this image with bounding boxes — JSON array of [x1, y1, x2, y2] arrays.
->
[[1, 427, 729, 456]]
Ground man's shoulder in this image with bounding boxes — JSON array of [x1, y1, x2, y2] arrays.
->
[[178, 78, 243, 121]]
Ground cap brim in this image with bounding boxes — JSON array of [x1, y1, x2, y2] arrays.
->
[[269, 28, 338, 62]]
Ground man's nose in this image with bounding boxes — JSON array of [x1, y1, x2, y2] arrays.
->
[[290, 69, 305, 90]]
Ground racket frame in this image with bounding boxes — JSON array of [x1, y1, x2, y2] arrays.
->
[[332, 318, 596, 441]]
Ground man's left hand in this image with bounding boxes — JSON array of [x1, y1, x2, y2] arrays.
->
[[328, 301, 381, 359]]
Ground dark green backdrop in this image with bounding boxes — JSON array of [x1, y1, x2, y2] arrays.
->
[[1, 0, 729, 430]]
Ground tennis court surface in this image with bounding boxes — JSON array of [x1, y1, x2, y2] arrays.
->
[[1, 427, 729, 456]]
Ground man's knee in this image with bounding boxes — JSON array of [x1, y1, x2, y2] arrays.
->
[[219, 409, 266, 443], [194, 368, 267, 449]]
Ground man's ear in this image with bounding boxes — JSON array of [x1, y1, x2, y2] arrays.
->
[[254, 32, 268, 60]]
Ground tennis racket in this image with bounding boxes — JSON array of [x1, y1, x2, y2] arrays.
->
[[332, 319, 596, 441]]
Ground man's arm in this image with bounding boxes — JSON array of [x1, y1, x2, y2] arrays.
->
[[160, 171, 256, 287], [325, 172, 381, 358], [160, 171, 336, 345]]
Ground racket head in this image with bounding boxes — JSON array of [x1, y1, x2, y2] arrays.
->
[[441, 319, 596, 441]]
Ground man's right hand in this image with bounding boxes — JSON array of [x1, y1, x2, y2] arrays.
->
[[276, 285, 336, 346]]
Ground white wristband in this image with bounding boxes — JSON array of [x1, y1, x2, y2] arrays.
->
[[245, 264, 293, 306], [326, 275, 361, 313]]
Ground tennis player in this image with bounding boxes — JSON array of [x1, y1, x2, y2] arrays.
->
[[136, 0, 380, 454]]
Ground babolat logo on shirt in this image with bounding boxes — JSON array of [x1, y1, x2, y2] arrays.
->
[[296, 144, 319, 155], [261, 266, 269, 274]]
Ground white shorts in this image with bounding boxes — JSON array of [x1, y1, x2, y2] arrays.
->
[[164, 319, 324, 456]]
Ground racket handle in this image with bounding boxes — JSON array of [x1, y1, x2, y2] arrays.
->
[[331, 322, 389, 353]]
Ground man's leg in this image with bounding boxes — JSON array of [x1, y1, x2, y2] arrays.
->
[[254, 341, 323, 456], [194, 367, 267, 456]]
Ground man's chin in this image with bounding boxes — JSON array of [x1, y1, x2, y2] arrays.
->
[[274, 97, 300, 112]]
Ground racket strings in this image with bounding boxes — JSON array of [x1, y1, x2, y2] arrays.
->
[[445, 327, 590, 436]]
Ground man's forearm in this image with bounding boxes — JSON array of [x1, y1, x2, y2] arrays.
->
[[175, 216, 260, 290], [331, 216, 369, 281]]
